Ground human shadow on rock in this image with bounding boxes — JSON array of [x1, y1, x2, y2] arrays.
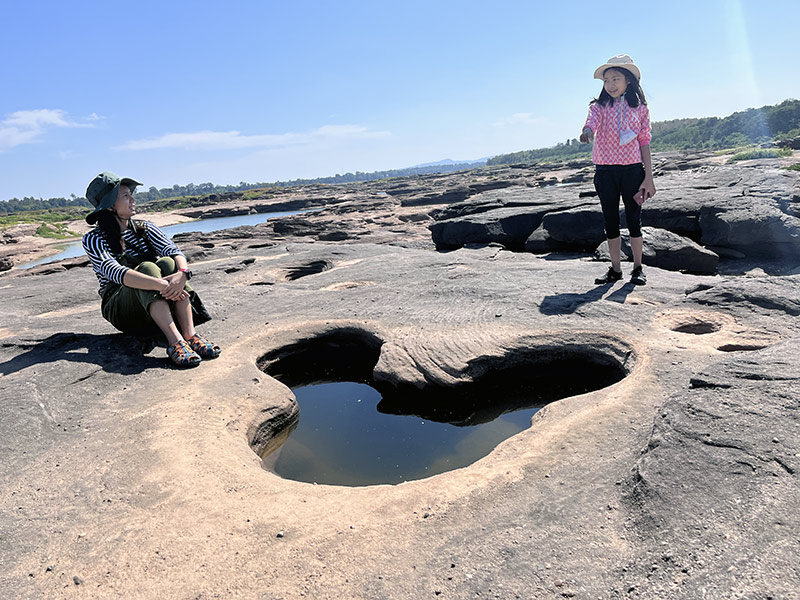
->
[[539, 281, 635, 315], [539, 285, 607, 315], [605, 282, 637, 304], [0, 332, 168, 376]]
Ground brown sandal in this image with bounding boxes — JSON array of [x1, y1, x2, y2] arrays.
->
[[167, 339, 201, 368]]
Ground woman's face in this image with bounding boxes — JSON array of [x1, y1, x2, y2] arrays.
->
[[112, 184, 136, 220], [603, 69, 629, 99]]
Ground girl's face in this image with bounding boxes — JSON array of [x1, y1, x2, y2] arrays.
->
[[112, 185, 136, 220], [603, 69, 629, 99]]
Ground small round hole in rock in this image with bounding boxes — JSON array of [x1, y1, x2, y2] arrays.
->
[[671, 320, 720, 335]]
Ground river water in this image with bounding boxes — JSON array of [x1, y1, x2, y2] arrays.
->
[[18, 209, 313, 269]]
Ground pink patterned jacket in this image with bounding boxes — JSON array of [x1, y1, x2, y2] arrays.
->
[[583, 99, 651, 165]]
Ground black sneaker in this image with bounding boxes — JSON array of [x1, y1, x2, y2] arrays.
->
[[630, 266, 647, 286], [595, 267, 623, 284]]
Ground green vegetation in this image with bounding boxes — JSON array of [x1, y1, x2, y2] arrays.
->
[[136, 195, 209, 212], [0, 207, 87, 230], [650, 99, 800, 151], [489, 98, 800, 166], [783, 163, 800, 171], [241, 188, 276, 201], [727, 148, 792, 162], [34, 222, 80, 239]]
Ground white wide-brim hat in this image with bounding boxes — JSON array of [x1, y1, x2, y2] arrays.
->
[[593, 54, 641, 81]]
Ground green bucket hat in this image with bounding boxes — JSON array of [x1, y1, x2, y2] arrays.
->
[[85, 171, 142, 224]]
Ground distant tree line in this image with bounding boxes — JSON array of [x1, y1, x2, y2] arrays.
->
[[1, 162, 485, 215], [649, 99, 800, 151], [486, 138, 590, 166], [488, 98, 800, 165], [0, 194, 91, 214]]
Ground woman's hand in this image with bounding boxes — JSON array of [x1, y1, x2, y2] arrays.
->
[[579, 127, 594, 144], [160, 272, 188, 301]]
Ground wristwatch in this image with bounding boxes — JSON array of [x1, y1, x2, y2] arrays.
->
[[179, 268, 193, 280]]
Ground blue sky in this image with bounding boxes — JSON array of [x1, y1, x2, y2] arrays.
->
[[2, 0, 798, 201]]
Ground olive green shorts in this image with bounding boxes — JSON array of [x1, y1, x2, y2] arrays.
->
[[100, 257, 209, 335]]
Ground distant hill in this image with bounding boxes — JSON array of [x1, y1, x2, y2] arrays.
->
[[411, 158, 488, 168], [487, 98, 800, 166]]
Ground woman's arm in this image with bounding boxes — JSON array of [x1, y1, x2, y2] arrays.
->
[[122, 268, 168, 292], [161, 254, 189, 299], [639, 144, 656, 199], [83, 230, 130, 286], [122, 268, 187, 301]]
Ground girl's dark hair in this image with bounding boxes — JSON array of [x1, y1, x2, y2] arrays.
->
[[590, 67, 647, 108], [95, 210, 126, 255]]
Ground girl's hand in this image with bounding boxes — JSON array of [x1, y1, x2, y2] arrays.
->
[[638, 177, 657, 203], [579, 127, 594, 143]]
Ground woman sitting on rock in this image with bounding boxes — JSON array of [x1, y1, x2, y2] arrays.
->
[[82, 171, 221, 368]]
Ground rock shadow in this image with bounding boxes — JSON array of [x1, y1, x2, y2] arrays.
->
[[282, 259, 333, 281], [257, 327, 632, 428], [257, 327, 383, 387], [0, 332, 169, 376]]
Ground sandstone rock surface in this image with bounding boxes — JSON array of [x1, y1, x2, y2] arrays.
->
[[1, 152, 799, 599]]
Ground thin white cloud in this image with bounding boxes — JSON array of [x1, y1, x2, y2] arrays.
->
[[116, 124, 391, 151], [0, 109, 99, 151], [492, 112, 546, 127]]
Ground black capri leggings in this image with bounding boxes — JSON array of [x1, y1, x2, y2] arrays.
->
[[593, 163, 645, 239]]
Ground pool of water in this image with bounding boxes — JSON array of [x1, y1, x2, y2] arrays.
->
[[264, 381, 537, 487], [18, 209, 315, 269], [257, 330, 628, 486]]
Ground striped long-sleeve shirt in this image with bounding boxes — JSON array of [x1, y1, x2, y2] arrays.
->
[[82, 220, 184, 296]]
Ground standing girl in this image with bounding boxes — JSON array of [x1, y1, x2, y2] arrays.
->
[[580, 54, 656, 285]]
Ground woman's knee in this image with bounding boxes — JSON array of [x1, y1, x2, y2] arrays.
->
[[624, 205, 643, 237], [135, 261, 161, 278], [156, 256, 177, 276]]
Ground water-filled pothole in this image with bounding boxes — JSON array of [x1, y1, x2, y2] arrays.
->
[[255, 329, 631, 486], [263, 381, 536, 486]]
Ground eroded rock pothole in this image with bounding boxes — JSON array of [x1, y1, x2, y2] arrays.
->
[[656, 309, 734, 335], [253, 328, 635, 486], [282, 259, 333, 280], [655, 309, 781, 353]]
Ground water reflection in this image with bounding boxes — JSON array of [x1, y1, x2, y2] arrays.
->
[[263, 381, 537, 487]]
